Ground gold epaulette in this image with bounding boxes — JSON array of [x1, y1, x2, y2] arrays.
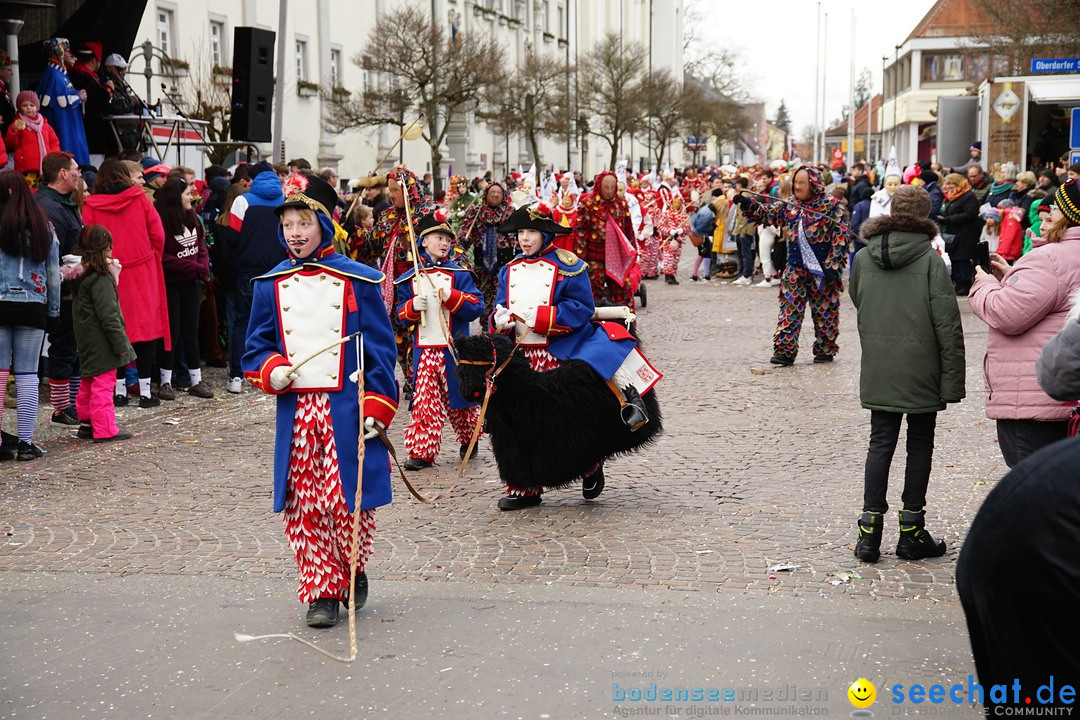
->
[[558, 264, 587, 277], [554, 248, 579, 265]]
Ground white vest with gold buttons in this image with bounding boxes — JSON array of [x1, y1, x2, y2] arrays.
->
[[276, 270, 347, 391], [506, 259, 557, 346], [413, 270, 454, 348]]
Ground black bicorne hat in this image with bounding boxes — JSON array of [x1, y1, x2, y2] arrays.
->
[[415, 207, 455, 239], [275, 173, 339, 219], [496, 202, 571, 235]]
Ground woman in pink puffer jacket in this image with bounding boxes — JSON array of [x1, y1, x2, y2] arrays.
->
[[969, 179, 1080, 468]]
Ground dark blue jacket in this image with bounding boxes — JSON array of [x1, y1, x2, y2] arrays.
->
[[227, 172, 285, 279]]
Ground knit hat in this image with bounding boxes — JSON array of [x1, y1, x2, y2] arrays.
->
[[249, 160, 275, 179], [140, 156, 170, 183], [891, 185, 931, 218], [919, 169, 939, 185], [1055, 178, 1080, 225], [15, 90, 38, 110], [971, 141, 982, 152]]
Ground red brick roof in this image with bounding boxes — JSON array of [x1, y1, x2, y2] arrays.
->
[[906, 0, 995, 40], [824, 94, 882, 137]]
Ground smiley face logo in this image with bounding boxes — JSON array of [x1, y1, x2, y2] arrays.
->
[[848, 678, 876, 708]]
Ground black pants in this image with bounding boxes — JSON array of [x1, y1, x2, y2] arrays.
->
[[46, 298, 79, 379], [996, 418, 1069, 469], [957, 437, 1080, 709], [863, 410, 937, 513], [160, 279, 202, 372], [119, 340, 157, 380]]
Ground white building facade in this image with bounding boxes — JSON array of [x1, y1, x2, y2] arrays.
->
[[133, 0, 683, 182]]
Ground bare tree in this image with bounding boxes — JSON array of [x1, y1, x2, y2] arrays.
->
[[967, 0, 1080, 75], [481, 51, 572, 169], [177, 47, 247, 165], [323, 4, 506, 193], [681, 76, 750, 167], [854, 67, 873, 110], [579, 33, 648, 171]]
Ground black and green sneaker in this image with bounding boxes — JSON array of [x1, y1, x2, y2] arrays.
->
[[896, 509, 946, 560], [854, 511, 883, 563]]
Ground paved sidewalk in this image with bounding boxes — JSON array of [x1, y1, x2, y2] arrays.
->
[[1, 261, 1003, 717]]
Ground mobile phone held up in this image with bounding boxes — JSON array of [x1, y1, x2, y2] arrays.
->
[[976, 241, 991, 273]]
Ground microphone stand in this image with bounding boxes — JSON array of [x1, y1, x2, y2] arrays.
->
[[159, 82, 209, 166]]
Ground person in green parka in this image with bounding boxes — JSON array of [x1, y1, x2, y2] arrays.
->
[[70, 224, 137, 443], [849, 185, 966, 564]]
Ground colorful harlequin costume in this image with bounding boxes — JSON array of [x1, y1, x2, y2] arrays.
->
[[490, 205, 661, 505], [574, 171, 637, 307], [457, 182, 516, 327], [36, 38, 89, 166], [395, 210, 484, 465], [735, 166, 848, 361], [242, 175, 399, 613], [656, 196, 689, 280], [679, 171, 709, 208]]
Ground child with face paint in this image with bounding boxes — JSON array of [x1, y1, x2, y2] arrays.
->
[[394, 208, 484, 470], [242, 174, 400, 629]]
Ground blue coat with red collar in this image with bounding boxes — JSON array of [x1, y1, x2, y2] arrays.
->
[[242, 245, 400, 513], [492, 243, 636, 380], [394, 251, 483, 410]]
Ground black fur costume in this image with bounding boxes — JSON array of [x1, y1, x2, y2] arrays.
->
[[454, 333, 663, 490]]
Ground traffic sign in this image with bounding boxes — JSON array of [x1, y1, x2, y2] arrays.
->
[[1072, 107, 1080, 150], [1031, 58, 1080, 73]]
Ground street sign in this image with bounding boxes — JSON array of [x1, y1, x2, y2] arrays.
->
[[1071, 151, 1080, 167], [1031, 58, 1080, 73], [1072, 107, 1080, 150]]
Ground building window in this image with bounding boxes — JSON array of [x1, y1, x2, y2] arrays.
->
[[295, 40, 307, 81], [557, 4, 564, 37], [330, 49, 341, 87], [157, 9, 174, 57], [541, 0, 549, 32], [922, 53, 964, 83], [209, 20, 224, 68]]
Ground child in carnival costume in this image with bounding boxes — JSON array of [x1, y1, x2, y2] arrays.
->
[[490, 203, 659, 511], [444, 174, 475, 236], [242, 174, 400, 629], [395, 208, 484, 470]]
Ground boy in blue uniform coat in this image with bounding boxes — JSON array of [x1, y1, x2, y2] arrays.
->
[[490, 204, 658, 509], [395, 208, 484, 469], [242, 175, 399, 629]]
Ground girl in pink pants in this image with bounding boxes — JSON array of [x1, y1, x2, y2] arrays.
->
[[70, 225, 136, 443]]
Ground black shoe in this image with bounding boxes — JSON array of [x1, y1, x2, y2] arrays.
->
[[93, 431, 132, 444], [350, 572, 369, 611], [51, 407, 80, 426], [157, 383, 177, 401], [114, 394, 129, 407], [0, 430, 18, 461], [403, 456, 433, 471], [305, 598, 340, 628], [401, 380, 413, 406], [138, 396, 160, 409], [77, 422, 94, 439], [854, 511, 883, 563], [16, 441, 46, 461], [459, 443, 478, 460], [582, 468, 605, 499], [813, 355, 834, 364], [690, 275, 700, 282], [188, 381, 215, 399], [619, 385, 649, 431], [769, 354, 795, 367], [497, 494, 542, 511], [895, 509, 947, 560], [664, 275, 677, 285]]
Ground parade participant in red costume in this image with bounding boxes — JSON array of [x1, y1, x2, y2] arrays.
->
[[656, 193, 689, 284], [457, 181, 516, 327], [395, 208, 484, 470], [574, 171, 637, 307]]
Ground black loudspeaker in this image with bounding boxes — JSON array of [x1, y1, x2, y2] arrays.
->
[[230, 27, 275, 142]]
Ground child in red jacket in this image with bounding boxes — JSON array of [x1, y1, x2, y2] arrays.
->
[[4, 91, 61, 187], [995, 200, 1024, 262]]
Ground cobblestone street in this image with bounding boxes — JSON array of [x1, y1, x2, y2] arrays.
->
[[0, 261, 1000, 718]]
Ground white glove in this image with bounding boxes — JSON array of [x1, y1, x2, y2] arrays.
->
[[412, 294, 429, 312], [363, 416, 385, 440], [493, 304, 514, 331], [269, 365, 294, 391], [520, 307, 537, 328]]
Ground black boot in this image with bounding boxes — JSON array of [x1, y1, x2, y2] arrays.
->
[[619, 385, 649, 431], [459, 443, 478, 460], [403, 456, 434, 471], [582, 466, 605, 499], [895, 509, 947, 560], [350, 572, 368, 611], [854, 511, 883, 563], [305, 598, 340, 628], [497, 494, 542, 511], [769, 354, 795, 367]]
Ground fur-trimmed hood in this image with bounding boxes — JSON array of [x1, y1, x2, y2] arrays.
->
[[860, 213, 939, 242], [860, 214, 941, 271]]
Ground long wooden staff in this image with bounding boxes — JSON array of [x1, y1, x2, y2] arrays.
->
[[345, 114, 425, 224], [398, 172, 428, 327], [738, 189, 844, 227]]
